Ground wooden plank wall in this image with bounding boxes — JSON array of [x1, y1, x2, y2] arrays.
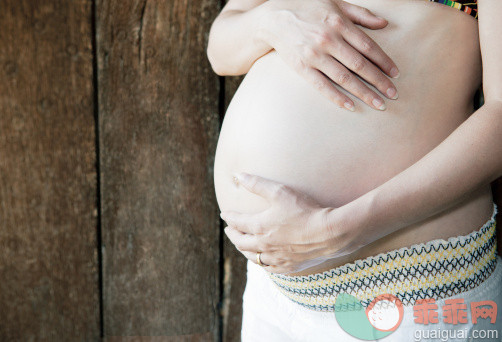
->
[[96, 0, 221, 339], [0, 0, 225, 340], [0, 0, 99, 340]]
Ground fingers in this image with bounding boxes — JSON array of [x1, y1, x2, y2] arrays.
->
[[220, 210, 265, 234], [241, 250, 305, 275], [315, 55, 387, 111], [342, 21, 400, 79], [296, 16, 399, 110], [241, 250, 295, 274], [326, 43, 398, 101], [232, 172, 292, 201], [224, 226, 263, 252], [299, 66, 355, 111], [226, 230, 326, 275], [338, 2, 388, 30], [241, 251, 272, 267]]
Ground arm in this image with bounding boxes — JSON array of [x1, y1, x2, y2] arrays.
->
[[326, 0, 502, 251], [206, 0, 271, 76], [220, 0, 502, 274], [206, 0, 401, 110]]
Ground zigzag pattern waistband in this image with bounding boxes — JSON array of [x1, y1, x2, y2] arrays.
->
[[268, 203, 498, 312]]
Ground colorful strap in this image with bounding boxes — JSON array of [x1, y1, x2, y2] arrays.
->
[[428, 0, 478, 19]]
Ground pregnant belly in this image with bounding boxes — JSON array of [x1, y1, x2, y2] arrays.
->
[[215, 50, 436, 210], [213, 0, 493, 274]]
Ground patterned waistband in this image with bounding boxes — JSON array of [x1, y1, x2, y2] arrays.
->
[[268, 203, 498, 312]]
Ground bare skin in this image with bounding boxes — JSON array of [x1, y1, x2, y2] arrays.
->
[[207, 0, 400, 110], [212, 0, 502, 275]]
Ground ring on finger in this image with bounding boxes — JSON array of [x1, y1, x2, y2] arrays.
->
[[256, 252, 269, 267]]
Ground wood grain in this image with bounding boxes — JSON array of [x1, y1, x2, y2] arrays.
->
[[96, 0, 221, 337], [0, 0, 99, 340], [105, 332, 213, 342]]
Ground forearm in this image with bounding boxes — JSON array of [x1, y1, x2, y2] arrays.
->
[[207, 2, 274, 76], [329, 101, 502, 247]]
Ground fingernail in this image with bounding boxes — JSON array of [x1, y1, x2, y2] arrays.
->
[[232, 175, 239, 186], [390, 67, 400, 79], [372, 98, 386, 111], [344, 102, 355, 112], [386, 87, 398, 100]]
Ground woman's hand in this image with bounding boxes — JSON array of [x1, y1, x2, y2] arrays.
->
[[220, 173, 360, 274], [261, 0, 399, 111]]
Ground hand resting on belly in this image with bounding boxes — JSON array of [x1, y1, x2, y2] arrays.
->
[[214, 0, 494, 276]]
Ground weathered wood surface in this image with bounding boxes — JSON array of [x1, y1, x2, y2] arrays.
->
[[0, 0, 99, 340], [97, 0, 221, 337], [105, 332, 213, 342]]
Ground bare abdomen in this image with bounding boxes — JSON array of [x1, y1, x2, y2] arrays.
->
[[213, 0, 493, 274]]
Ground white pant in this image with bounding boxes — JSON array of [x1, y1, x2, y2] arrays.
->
[[241, 257, 502, 342]]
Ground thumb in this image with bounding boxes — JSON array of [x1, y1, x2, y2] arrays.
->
[[233, 172, 285, 201], [338, 2, 388, 29]]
